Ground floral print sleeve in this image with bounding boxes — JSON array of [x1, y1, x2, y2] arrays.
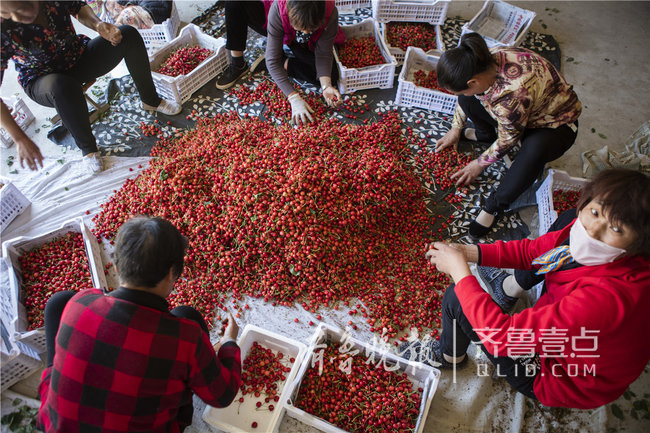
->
[[476, 47, 581, 167], [0, 1, 90, 89]]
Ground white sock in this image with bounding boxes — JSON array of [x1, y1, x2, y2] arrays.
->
[[503, 275, 524, 298], [463, 128, 477, 141], [476, 210, 495, 227], [443, 353, 466, 364]]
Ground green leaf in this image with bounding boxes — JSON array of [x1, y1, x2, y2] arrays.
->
[[64, 187, 69, 191], [591, 128, 596, 133], [623, 390, 632, 400], [541, 23, 548, 29], [598, 133, 607, 139], [57, 159, 64, 164], [289, 264, 300, 276], [9, 169, 18, 174], [633, 399, 648, 411], [611, 403, 625, 420], [566, 57, 574, 62], [552, 8, 560, 12], [34, 128, 40, 134]]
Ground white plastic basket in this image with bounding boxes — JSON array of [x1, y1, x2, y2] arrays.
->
[[372, 0, 449, 25], [396, 47, 458, 114], [335, 18, 397, 94], [203, 325, 307, 433], [103, 1, 180, 55], [284, 324, 440, 433], [149, 24, 229, 104], [2, 218, 108, 352], [335, 0, 371, 14], [460, 0, 535, 48], [1, 331, 42, 392], [0, 178, 30, 234], [0, 98, 35, 148], [381, 21, 443, 66], [535, 169, 588, 235]]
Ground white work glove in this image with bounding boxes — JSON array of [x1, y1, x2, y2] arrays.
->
[[288, 93, 314, 125]]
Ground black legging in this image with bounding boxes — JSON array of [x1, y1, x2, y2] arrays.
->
[[23, 25, 161, 155], [440, 283, 538, 399], [457, 95, 578, 214], [225, 0, 267, 51]]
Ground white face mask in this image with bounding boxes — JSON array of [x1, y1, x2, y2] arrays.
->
[[569, 216, 626, 266]]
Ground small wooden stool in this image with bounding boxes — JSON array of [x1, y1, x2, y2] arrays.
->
[[50, 79, 110, 125]]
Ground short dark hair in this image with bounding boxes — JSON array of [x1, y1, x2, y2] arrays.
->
[[576, 169, 650, 257], [436, 32, 496, 92], [114, 217, 188, 288], [287, 0, 325, 32]]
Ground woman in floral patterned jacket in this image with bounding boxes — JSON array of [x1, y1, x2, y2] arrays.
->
[[435, 32, 581, 238]]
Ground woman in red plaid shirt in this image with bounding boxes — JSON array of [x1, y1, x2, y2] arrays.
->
[[37, 217, 241, 432]]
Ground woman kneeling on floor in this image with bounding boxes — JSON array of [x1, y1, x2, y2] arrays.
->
[[402, 169, 650, 409], [435, 32, 582, 238]]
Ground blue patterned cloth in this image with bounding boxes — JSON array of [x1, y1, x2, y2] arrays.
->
[[532, 245, 576, 275]]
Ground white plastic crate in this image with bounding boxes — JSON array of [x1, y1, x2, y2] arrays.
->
[[1, 330, 42, 392], [0, 178, 30, 234], [103, 1, 180, 55], [535, 169, 588, 235], [284, 324, 440, 433], [460, 0, 535, 48], [2, 218, 108, 352], [0, 97, 35, 148], [381, 21, 443, 66], [149, 24, 229, 104], [396, 47, 458, 114], [334, 18, 397, 94], [203, 325, 307, 433], [336, 0, 371, 14], [372, 0, 449, 25]]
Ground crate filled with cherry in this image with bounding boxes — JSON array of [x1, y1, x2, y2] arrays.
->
[[334, 18, 396, 94], [382, 21, 443, 65], [284, 324, 440, 433], [203, 325, 307, 432], [2, 218, 107, 352]]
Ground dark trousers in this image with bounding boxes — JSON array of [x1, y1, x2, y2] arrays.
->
[[457, 95, 578, 214], [24, 25, 161, 155], [514, 208, 577, 289], [225, 0, 267, 51], [43, 290, 208, 431], [440, 284, 538, 399]]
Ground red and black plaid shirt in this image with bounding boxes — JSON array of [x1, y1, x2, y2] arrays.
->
[[37, 288, 241, 432]]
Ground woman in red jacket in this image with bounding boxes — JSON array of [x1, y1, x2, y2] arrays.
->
[[403, 169, 650, 409]]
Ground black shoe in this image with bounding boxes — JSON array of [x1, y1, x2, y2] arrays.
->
[[398, 340, 467, 369], [216, 62, 249, 90], [476, 266, 518, 312], [468, 210, 498, 239]]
